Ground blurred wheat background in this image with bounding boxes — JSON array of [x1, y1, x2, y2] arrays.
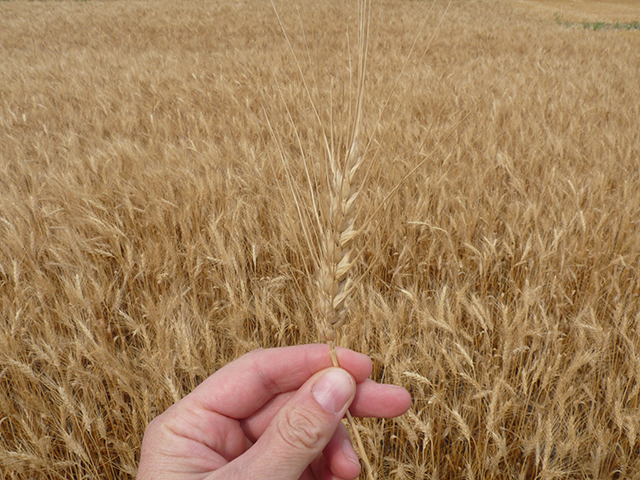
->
[[1, 0, 639, 478]]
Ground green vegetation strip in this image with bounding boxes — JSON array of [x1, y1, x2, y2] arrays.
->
[[555, 14, 640, 31]]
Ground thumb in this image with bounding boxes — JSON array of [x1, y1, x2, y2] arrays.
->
[[240, 367, 356, 480]]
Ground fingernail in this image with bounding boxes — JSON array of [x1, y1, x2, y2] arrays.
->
[[342, 439, 361, 467], [312, 369, 354, 413]]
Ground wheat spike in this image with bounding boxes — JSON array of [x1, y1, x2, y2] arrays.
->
[[314, 0, 376, 476], [270, 0, 375, 476], [317, 139, 363, 342], [317, 131, 375, 480], [320, 138, 374, 480]]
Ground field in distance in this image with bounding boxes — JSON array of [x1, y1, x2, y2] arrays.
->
[[1, 0, 639, 478]]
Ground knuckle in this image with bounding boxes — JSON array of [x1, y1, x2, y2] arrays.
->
[[145, 413, 166, 436], [276, 405, 325, 451]]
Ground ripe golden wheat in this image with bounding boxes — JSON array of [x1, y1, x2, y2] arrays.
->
[[317, 138, 363, 343], [1, 0, 640, 479]]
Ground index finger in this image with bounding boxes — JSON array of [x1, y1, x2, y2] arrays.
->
[[184, 344, 373, 419]]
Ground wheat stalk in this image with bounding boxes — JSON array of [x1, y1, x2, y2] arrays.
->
[[267, 0, 376, 476], [317, 138, 375, 480], [312, 0, 377, 476]]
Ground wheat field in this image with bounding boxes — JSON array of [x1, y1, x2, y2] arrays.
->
[[1, 0, 640, 478]]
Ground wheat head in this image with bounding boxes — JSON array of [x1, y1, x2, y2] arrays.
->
[[269, 0, 380, 477], [318, 137, 376, 480], [317, 139, 363, 342]]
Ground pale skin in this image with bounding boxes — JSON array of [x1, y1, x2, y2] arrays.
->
[[137, 344, 412, 480]]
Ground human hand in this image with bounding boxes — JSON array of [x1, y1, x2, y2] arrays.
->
[[137, 344, 411, 480]]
